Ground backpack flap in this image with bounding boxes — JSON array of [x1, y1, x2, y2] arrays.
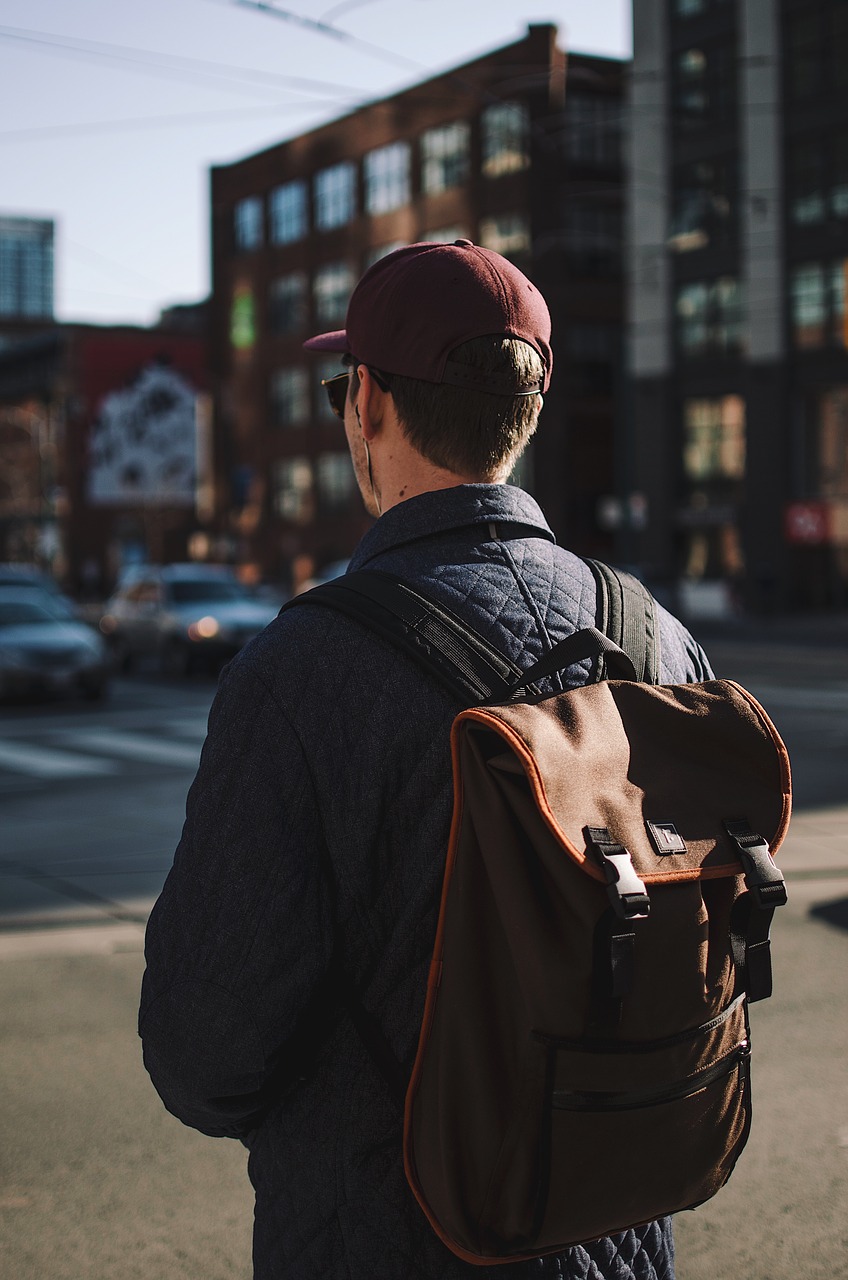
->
[[403, 676, 792, 1264]]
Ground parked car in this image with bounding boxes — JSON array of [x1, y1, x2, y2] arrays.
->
[[0, 587, 110, 702], [0, 564, 79, 617], [99, 564, 281, 675]]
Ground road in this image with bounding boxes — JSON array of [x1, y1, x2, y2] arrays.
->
[[0, 637, 846, 1279]]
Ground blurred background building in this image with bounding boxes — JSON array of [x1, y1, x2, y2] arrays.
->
[[628, 0, 848, 615], [209, 24, 625, 586], [4, 6, 848, 614], [0, 215, 54, 325]]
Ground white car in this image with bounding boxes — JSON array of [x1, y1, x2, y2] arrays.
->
[[99, 564, 281, 675]]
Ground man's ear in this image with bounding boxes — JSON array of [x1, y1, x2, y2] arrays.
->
[[355, 365, 383, 442]]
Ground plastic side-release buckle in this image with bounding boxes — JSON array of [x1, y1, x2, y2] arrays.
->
[[585, 826, 651, 921], [724, 820, 788, 909]]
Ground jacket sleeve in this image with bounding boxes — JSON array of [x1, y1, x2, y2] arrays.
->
[[138, 652, 335, 1138]]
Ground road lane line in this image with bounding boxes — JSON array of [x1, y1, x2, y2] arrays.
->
[[66, 729, 201, 768], [0, 740, 118, 778], [162, 716, 209, 739]]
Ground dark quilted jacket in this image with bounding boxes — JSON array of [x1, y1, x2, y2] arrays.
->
[[140, 484, 712, 1280]]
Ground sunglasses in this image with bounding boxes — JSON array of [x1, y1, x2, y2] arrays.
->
[[321, 362, 392, 420], [321, 370, 349, 419]]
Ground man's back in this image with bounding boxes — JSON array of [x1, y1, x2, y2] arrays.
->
[[140, 483, 708, 1279]]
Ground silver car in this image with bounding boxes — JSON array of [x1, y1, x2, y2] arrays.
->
[[0, 587, 110, 702], [99, 564, 282, 675]]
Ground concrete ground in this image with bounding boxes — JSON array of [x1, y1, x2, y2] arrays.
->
[[1, 618, 847, 1280]]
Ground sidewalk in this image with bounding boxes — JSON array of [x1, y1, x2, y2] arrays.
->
[[1, 619, 846, 1279]]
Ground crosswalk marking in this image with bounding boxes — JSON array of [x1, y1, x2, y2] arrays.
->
[[163, 716, 209, 739], [746, 685, 848, 712], [0, 739, 118, 779], [63, 729, 202, 769]]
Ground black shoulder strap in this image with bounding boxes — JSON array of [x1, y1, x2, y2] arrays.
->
[[283, 565, 643, 704], [585, 559, 661, 684]]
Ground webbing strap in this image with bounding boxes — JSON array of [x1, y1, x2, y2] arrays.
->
[[725, 820, 788, 1003], [586, 559, 661, 684], [283, 572, 526, 704]]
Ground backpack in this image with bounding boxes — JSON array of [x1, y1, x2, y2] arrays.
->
[[290, 561, 791, 1266]]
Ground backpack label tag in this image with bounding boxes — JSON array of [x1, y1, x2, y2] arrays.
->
[[647, 821, 687, 856]]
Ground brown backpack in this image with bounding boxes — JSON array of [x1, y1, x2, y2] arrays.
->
[[296, 564, 791, 1265]]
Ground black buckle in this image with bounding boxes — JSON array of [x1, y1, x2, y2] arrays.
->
[[585, 826, 651, 921], [724, 820, 788, 910]]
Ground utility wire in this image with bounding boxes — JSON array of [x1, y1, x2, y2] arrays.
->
[[230, 0, 426, 72], [0, 23, 364, 100], [0, 101, 362, 145]]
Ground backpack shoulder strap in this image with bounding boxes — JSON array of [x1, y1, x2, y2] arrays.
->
[[282, 571, 525, 704], [585, 559, 662, 684], [283, 567, 640, 701]]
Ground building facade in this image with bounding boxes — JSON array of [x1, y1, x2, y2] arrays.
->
[[0, 325, 208, 596], [0, 216, 54, 321], [209, 25, 625, 585], [629, 0, 848, 613]]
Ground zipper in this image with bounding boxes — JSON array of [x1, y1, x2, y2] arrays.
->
[[551, 1041, 750, 1113]]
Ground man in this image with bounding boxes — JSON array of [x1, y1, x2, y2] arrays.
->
[[140, 241, 710, 1279]]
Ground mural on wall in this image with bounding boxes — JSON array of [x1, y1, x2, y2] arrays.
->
[[87, 363, 197, 506]]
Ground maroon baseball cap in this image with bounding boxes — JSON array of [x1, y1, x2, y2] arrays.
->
[[303, 240, 552, 394]]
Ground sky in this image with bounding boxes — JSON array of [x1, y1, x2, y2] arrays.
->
[[0, 0, 631, 326]]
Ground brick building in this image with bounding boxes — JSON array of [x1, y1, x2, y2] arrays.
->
[[209, 24, 625, 584], [0, 325, 208, 596]]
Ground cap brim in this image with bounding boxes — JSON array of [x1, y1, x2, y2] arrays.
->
[[302, 329, 348, 353]]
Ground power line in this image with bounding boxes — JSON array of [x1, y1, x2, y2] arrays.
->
[[0, 23, 365, 100], [230, 0, 426, 72], [0, 100, 363, 145]]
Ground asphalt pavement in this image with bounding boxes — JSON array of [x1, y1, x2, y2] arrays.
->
[[1, 619, 846, 1280]]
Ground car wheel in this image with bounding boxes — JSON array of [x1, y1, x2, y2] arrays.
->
[[80, 676, 108, 702]]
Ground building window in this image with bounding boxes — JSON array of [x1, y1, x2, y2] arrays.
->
[[478, 213, 531, 260], [562, 205, 622, 276], [421, 122, 470, 194], [363, 143, 411, 215], [482, 102, 530, 177], [790, 261, 847, 349], [787, 13, 822, 102], [273, 456, 313, 522], [564, 324, 617, 393], [833, 136, 848, 218], [314, 262, 355, 326], [683, 396, 746, 481], [314, 162, 356, 230], [789, 138, 826, 226], [669, 158, 733, 251], [234, 197, 263, 251], [270, 180, 308, 244], [818, 388, 848, 498], [269, 272, 307, 335], [271, 367, 309, 428], [675, 278, 744, 357], [316, 451, 357, 511], [673, 45, 733, 123], [363, 240, 407, 270], [421, 225, 469, 244], [230, 285, 257, 351], [564, 95, 621, 167]]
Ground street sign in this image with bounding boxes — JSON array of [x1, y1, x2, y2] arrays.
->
[[784, 501, 831, 546]]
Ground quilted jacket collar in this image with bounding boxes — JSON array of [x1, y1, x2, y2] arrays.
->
[[349, 484, 555, 571]]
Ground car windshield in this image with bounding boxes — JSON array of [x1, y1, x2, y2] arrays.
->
[[0, 600, 61, 626], [168, 581, 248, 604]]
